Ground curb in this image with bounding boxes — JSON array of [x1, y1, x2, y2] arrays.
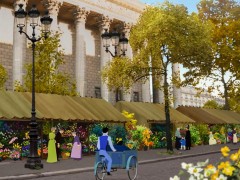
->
[[0, 148, 238, 180]]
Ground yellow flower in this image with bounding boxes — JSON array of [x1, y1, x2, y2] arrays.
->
[[65, 152, 70, 157], [206, 164, 214, 169], [221, 146, 230, 157], [218, 161, 230, 170], [222, 166, 235, 176], [210, 171, 219, 180], [230, 152, 239, 161]]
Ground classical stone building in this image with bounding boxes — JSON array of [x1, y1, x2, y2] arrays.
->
[[179, 86, 225, 107], [0, 0, 147, 103], [0, 0, 189, 108]]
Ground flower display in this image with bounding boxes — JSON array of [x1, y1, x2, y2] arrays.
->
[[60, 143, 72, 153], [170, 146, 240, 180], [9, 137, 18, 144], [38, 145, 48, 155], [10, 150, 20, 160]]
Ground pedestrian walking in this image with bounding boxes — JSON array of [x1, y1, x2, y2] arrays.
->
[[175, 128, 181, 150], [180, 137, 186, 150], [71, 132, 82, 160], [232, 128, 238, 144], [47, 127, 57, 163], [185, 126, 191, 150], [55, 128, 64, 161], [209, 131, 217, 145]]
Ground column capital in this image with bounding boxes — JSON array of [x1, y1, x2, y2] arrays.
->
[[41, 0, 63, 15], [99, 15, 113, 32], [73, 7, 89, 24], [123, 22, 133, 38]]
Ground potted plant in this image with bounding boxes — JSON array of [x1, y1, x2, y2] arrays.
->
[[60, 143, 72, 159]]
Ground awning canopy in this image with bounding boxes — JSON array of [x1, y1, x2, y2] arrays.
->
[[0, 91, 127, 122], [115, 101, 195, 126], [176, 106, 240, 124]]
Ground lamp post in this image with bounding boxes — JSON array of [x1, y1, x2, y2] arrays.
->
[[101, 29, 128, 102], [101, 29, 128, 57], [14, 4, 52, 169]]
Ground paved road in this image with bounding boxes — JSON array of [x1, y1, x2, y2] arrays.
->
[[35, 152, 225, 180]]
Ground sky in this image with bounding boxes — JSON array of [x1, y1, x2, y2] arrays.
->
[[141, 0, 200, 13]]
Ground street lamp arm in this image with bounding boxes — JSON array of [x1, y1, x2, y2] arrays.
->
[[18, 29, 43, 43], [106, 48, 115, 57]]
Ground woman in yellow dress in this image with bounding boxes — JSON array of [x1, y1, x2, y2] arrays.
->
[[47, 127, 57, 163]]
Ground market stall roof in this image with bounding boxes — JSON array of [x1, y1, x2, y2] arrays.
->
[[0, 91, 127, 122], [202, 108, 240, 124], [176, 106, 240, 124], [115, 101, 195, 126]]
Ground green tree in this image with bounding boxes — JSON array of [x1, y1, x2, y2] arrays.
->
[[203, 100, 223, 109], [0, 64, 7, 89], [103, 2, 213, 151], [15, 32, 78, 96], [197, 0, 240, 110], [102, 56, 133, 102]]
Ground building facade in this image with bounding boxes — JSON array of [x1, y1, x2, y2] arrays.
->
[[0, 0, 150, 104], [179, 86, 225, 107], [1, 0, 219, 108]]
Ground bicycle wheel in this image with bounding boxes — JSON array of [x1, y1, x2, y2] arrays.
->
[[95, 161, 106, 180], [126, 156, 138, 180]]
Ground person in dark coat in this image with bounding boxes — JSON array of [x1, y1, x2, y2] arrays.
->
[[185, 126, 191, 150], [55, 129, 64, 161], [175, 128, 181, 150]]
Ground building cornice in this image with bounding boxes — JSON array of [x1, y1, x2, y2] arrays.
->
[[65, 0, 145, 23]]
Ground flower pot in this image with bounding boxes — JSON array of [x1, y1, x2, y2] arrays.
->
[[61, 152, 70, 160]]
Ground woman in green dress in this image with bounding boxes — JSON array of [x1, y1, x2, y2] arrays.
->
[[47, 127, 57, 163]]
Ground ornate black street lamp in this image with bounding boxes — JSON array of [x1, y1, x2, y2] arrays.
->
[[101, 29, 128, 57], [15, 4, 52, 169]]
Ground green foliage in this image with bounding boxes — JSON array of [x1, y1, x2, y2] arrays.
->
[[14, 31, 78, 96], [189, 125, 201, 145], [0, 64, 7, 90], [42, 121, 52, 135], [203, 100, 223, 109], [101, 57, 134, 92], [197, 0, 240, 110], [109, 125, 127, 145]]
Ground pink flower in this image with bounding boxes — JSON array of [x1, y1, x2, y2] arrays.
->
[[9, 137, 18, 144]]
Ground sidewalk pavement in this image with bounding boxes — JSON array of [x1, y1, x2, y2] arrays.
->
[[0, 143, 239, 180]]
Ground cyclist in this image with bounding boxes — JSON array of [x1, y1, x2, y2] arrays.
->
[[97, 127, 116, 175]]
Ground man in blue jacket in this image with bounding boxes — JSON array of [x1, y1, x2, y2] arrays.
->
[[97, 127, 116, 175]]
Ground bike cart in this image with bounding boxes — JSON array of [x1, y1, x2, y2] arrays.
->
[[94, 147, 138, 180]]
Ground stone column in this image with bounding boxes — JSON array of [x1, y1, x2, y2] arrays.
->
[[73, 7, 89, 96], [99, 16, 113, 102], [159, 77, 164, 104], [12, 0, 28, 89], [122, 22, 133, 102], [42, 0, 63, 31], [172, 63, 181, 108], [142, 81, 151, 102]]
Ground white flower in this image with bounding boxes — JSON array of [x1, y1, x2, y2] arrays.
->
[[216, 174, 227, 180], [197, 159, 209, 167], [181, 162, 193, 170], [169, 175, 180, 180], [189, 175, 196, 180], [187, 167, 203, 177], [204, 167, 217, 177]]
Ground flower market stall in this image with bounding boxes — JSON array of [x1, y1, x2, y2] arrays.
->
[[0, 91, 127, 161], [115, 101, 195, 149]]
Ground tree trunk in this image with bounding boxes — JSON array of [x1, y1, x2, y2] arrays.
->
[[115, 88, 119, 102], [164, 70, 173, 151], [153, 77, 159, 103], [223, 80, 230, 110]]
